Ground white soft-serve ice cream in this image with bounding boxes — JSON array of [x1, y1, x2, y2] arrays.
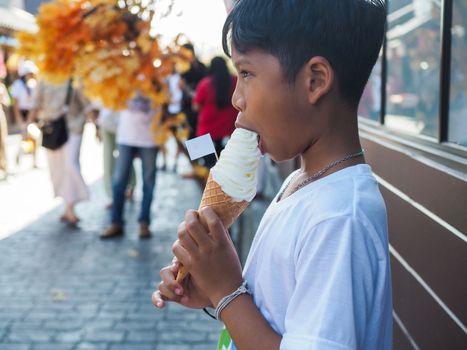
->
[[176, 128, 261, 283], [210, 128, 261, 202]]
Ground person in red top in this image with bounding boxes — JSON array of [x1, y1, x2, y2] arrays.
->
[[193, 56, 237, 168]]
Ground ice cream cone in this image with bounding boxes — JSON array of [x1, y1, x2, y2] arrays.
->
[[174, 128, 260, 284], [176, 173, 248, 283], [200, 173, 249, 228]]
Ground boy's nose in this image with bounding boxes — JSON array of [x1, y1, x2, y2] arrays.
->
[[231, 86, 245, 112]]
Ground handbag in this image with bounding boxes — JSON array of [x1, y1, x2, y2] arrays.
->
[[40, 80, 72, 150], [41, 115, 68, 150]]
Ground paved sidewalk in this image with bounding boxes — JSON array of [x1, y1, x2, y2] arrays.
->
[[0, 127, 229, 350], [0, 172, 224, 349], [0, 126, 278, 350]]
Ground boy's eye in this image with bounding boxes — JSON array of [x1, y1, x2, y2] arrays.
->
[[239, 70, 251, 79]]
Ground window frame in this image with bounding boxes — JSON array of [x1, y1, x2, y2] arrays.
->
[[364, 0, 466, 157]]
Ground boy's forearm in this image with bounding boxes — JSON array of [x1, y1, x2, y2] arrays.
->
[[221, 294, 281, 350]]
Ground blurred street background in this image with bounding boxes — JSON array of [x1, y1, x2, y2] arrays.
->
[[0, 124, 278, 349], [0, 0, 466, 349], [0, 125, 225, 350]]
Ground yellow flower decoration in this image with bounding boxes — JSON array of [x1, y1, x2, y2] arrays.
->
[[17, 0, 191, 114], [150, 111, 190, 146]]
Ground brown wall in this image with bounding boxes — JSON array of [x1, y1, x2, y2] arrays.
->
[[360, 131, 467, 350]]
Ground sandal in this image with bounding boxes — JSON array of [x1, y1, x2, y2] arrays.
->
[[60, 214, 80, 226]]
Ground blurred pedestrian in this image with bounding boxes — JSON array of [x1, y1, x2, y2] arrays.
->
[[179, 43, 207, 179], [96, 107, 136, 207], [193, 56, 237, 169], [11, 60, 38, 168], [29, 79, 91, 225], [0, 79, 9, 178], [160, 65, 185, 172], [180, 43, 207, 140], [101, 94, 159, 239]]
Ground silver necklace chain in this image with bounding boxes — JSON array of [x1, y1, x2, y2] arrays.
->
[[277, 149, 365, 201]]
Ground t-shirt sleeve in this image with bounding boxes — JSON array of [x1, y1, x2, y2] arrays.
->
[[280, 216, 379, 350]]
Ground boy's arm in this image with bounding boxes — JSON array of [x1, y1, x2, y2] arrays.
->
[[218, 294, 281, 350], [172, 208, 282, 350]]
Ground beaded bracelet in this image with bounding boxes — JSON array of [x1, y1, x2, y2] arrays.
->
[[215, 281, 251, 321]]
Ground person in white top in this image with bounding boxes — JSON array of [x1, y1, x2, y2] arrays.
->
[[153, 1, 392, 349], [158, 71, 184, 171], [101, 94, 159, 239], [96, 107, 136, 206], [11, 60, 38, 167], [159, 67, 190, 173]]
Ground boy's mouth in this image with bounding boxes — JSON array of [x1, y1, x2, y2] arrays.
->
[[234, 118, 264, 154]]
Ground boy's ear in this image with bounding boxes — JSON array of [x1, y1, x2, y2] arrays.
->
[[304, 56, 334, 105]]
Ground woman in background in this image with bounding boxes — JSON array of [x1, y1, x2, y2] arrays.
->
[[29, 79, 91, 225], [193, 56, 237, 169]]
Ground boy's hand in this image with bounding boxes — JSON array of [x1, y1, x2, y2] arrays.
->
[[152, 258, 212, 309], [173, 208, 244, 307]]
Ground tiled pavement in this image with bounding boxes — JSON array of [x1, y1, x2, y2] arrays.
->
[[0, 129, 275, 350], [0, 171, 225, 350]]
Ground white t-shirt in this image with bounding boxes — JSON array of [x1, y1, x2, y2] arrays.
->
[[116, 108, 156, 148], [97, 107, 119, 133], [243, 164, 392, 350], [11, 79, 36, 110]]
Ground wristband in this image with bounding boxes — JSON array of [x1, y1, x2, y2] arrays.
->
[[215, 281, 251, 321]]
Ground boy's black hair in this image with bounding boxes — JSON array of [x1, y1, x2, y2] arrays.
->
[[222, 0, 387, 108]]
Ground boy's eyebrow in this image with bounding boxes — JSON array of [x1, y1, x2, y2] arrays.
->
[[233, 58, 252, 68]]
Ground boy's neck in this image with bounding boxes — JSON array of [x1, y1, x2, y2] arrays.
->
[[299, 108, 364, 177]]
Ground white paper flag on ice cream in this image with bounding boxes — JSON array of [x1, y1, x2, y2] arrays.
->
[[185, 134, 217, 160]]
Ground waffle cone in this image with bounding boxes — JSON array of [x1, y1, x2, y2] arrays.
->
[[176, 174, 249, 283]]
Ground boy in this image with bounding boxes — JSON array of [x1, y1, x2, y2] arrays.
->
[[153, 0, 392, 349]]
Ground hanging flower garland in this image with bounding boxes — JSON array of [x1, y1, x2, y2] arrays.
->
[[16, 0, 193, 145], [16, 0, 191, 114]]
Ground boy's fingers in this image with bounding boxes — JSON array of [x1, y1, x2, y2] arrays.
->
[[158, 281, 182, 302], [199, 207, 227, 242], [177, 221, 199, 254], [172, 239, 191, 269], [170, 260, 180, 272], [160, 265, 184, 296], [184, 210, 212, 249], [151, 290, 166, 308]]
